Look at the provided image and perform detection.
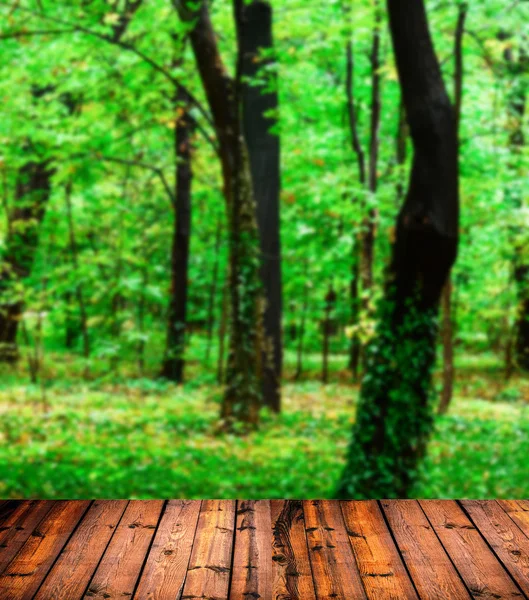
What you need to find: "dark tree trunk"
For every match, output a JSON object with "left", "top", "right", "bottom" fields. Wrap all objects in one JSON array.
[
  {"left": 161, "top": 96, "right": 194, "bottom": 383},
  {"left": 395, "top": 97, "right": 408, "bottom": 205},
  {"left": 178, "top": 0, "right": 266, "bottom": 428},
  {"left": 236, "top": 0, "right": 282, "bottom": 413},
  {"left": 0, "top": 161, "right": 52, "bottom": 362},
  {"left": 322, "top": 286, "right": 336, "bottom": 384},
  {"left": 345, "top": 39, "right": 365, "bottom": 377},
  {"left": 206, "top": 217, "right": 222, "bottom": 364},
  {"left": 338, "top": 0, "right": 459, "bottom": 499},
  {"left": 508, "top": 42, "right": 529, "bottom": 369},
  {"left": 439, "top": 2, "right": 467, "bottom": 416}
]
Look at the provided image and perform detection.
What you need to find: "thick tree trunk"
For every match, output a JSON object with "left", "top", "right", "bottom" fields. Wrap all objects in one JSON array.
[
  {"left": 338, "top": 0, "right": 459, "bottom": 499},
  {"left": 161, "top": 98, "right": 194, "bottom": 383},
  {"left": 0, "top": 161, "right": 52, "bottom": 362},
  {"left": 439, "top": 1, "right": 467, "bottom": 415},
  {"left": 237, "top": 0, "right": 282, "bottom": 413},
  {"left": 178, "top": 0, "right": 265, "bottom": 427}
]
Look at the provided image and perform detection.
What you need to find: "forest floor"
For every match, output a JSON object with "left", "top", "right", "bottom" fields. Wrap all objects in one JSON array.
[{"left": 1, "top": 349, "right": 528, "bottom": 498}]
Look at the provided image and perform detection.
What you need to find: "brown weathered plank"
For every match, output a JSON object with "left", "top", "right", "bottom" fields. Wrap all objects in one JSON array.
[
  {"left": 229, "top": 500, "right": 272, "bottom": 600},
  {"left": 340, "top": 500, "right": 418, "bottom": 599},
  {"left": 381, "top": 500, "right": 471, "bottom": 599},
  {"left": 498, "top": 500, "right": 529, "bottom": 539},
  {"left": 180, "top": 500, "right": 236, "bottom": 600},
  {"left": 0, "top": 500, "right": 54, "bottom": 576},
  {"left": 0, "top": 500, "right": 90, "bottom": 600},
  {"left": 420, "top": 500, "right": 523, "bottom": 600},
  {"left": 83, "top": 500, "right": 164, "bottom": 600},
  {"left": 0, "top": 500, "right": 24, "bottom": 527},
  {"left": 271, "top": 500, "right": 316, "bottom": 600},
  {"left": 134, "top": 500, "right": 201, "bottom": 600},
  {"left": 34, "top": 500, "right": 128, "bottom": 600},
  {"left": 303, "top": 499, "right": 367, "bottom": 600},
  {"left": 461, "top": 500, "right": 529, "bottom": 597}
]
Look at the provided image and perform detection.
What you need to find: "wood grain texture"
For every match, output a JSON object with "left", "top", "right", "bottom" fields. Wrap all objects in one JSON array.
[
  {"left": 421, "top": 500, "right": 523, "bottom": 600},
  {"left": 340, "top": 500, "right": 418, "bottom": 599},
  {"left": 134, "top": 500, "right": 201, "bottom": 600},
  {"left": 180, "top": 500, "right": 236, "bottom": 600},
  {"left": 34, "top": 500, "right": 128, "bottom": 600},
  {"left": 84, "top": 500, "right": 164, "bottom": 600},
  {"left": 271, "top": 500, "right": 316, "bottom": 600},
  {"left": 461, "top": 500, "right": 529, "bottom": 596},
  {"left": 381, "top": 500, "right": 471, "bottom": 600},
  {"left": 0, "top": 500, "right": 90, "bottom": 600},
  {"left": 498, "top": 500, "right": 529, "bottom": 539},
  {"left": 229, "top": 500, "right": 272, "bottom": 600},
  {"left": 303, "top": 499, "right": 367, "bottom": 600},
  {"left": 0, "top": 500, "right": 54, "bottom": 576}
]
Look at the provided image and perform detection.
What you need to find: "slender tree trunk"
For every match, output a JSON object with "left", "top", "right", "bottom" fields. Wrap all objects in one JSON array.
[
  {"left": 206, "top": 217, "right": 222, "bottom": 364},
  {"left": 338, "top": 0, "right": 459, "bottom": 499},
  {"left": 438, "top": 1, "right": 467, "bottom": 416},
  {"left": 161, "top": 94, "right": 194, "bottom": 383},
  {"left": 217, "top": 279, "right": 229, "bottom": 385},
  {"left": 237, "top": 0, "right": 282, "bottom": 413},
  {"left": 137, "top": 263, "right": 149, "bottom": 376},
  {"left": 179, "top": 0, "right": 266, "bottom": 428},
  {"left": 395, "top": 97, "right": 407, "bottom": 205},
  {"left": 345, "top": 37, "right": 366, "bottom": 376},
  {"left": 0, "top": 161, "right": 52, "bottom": 362},
  {"left": 65, "top": 181, "right": 90, "bottom": 370},
  {"left": 322, "top": 286, "right": 336, "bottom": 384}
]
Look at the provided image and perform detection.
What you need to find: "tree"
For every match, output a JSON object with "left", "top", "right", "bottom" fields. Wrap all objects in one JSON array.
[
  {"left": 175, "top": 0, "right": 266, "bottom": 428},
  {"left": 161, "top": 89, "right": 194, "bottom": 383},
  {"left": 236, "top": 0, "right": 282, "bottom": 413},
  {"left": 338, "top": 0, "right": 459, "bottom": 498}
]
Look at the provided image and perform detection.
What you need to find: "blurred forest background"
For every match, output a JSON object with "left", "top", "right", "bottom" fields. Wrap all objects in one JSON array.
[{"left": 0, "top": 0, "right": 528, "bottom": 499}]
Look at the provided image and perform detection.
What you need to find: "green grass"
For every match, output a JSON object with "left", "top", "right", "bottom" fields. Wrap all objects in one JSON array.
[{"left": 1, "top": 356, "right": 528, "bottom": 498}]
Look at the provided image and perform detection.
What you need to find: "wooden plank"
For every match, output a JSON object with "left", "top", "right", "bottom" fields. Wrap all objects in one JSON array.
[
  {"left": 0, "top": 500, "right": 54, "bottom": 576},
  {"left": 229, "top": 500, "right": 272, "bottom": 600},
  {"left": 461, "top": 500, "right": 529, "bottom": 597},
  {"left": 180, "top": 500, "right": 236, "bottom": 600},
  {"left": 498, "top": 500, "right": 529, "bottom": 539},
  {"left": 83, "top": 500, "right": 164, "bottom": 600},
  {"left": 421, "top": 500, "right": 523, "bottom": 600},
  {"left": 340, "top": 500, "right": 418, "bottom": 599},
  {"left": 0, "top": 500, "right": 24, "bottom": 527},
  {"left": 34, "top": 500, "right": 128, "bottom": 600},
  {"left": 381, "top": 500, "right": 471, "bottom": 599},
  {"left": 303, "top": 499, "right": 367, "bottom": 599},
  {"left": 134, "top": 500, "right": 201, "bottom": 600},
  {"left": 271, "top": 500, "right": 316, "bottom": 600},
  {"left": 0, "top": 500, "right": 90, "bottom": 600}
]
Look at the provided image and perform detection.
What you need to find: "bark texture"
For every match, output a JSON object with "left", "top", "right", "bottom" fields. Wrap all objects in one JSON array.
[
  {"left": 236, "top": 0, "right": 282, "bottom": 413},
  {"left": 338, "top": 0, "right": 459, "bottom": 498},
  {"left": 177, "top": 0, "right": 265, "bottom": 427}
]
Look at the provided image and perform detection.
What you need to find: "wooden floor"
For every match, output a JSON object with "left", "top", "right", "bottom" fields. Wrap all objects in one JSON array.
[{"left": 0, "top": 500, "right": 529, "bottom": 599}]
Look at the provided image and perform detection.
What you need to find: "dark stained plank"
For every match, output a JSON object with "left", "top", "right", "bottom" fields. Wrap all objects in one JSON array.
[
  {"left": 340, "top": 500, "right": 418, "bottom": 599},
  {"left": 498, "top": 500, "right": 529, "bottom": 539},
  {"left": 0, "top": 500, "right": 24, "bottom": 527},
  {"left": 180, "top": 500, "right": 236, "bottom": 600},
  {"left": 271, "top": 500, "right": 316, "bottom": 600},
  {"left": 420, "top": 500, "right": 523, "bottom": 600},
  {"left": 34, "top": 500, "right": 128, "bottom": 600},
  {"left": 229, "top": 500, "right": 272, "bottom": 600},
  {"left": 0, "top": 500, "right": 91, "bottom": 600},
  {"left": 461, "top": 500, "right": 529, "bottom": 597},
  {"left": 0, "top": 500, "right": 54, "bottom": 576},
  {"left": 381, "top": 500, "right": 471, "bottom": 600},
  {"left": 84, "top": 500, "right": 165, "bottom": 600},
  {"left": 134, "top": 500, "right": 201, "bottom": 600},
  {"left": 302, "top": 499, "right": 367, "bottom": 600}
]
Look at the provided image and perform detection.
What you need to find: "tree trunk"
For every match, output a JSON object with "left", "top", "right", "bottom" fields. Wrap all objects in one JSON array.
[
  {"left": 338, "top": 0, "right": 459, "bottom": 499},
  {"left": 0, "top": 161, "right": 52, "bottom": 362},
  {"left": 161, "top": 95, "right": 194, "bottom": 383},
  {"left": 237, "top": 0, "right": 282, "bottom": 413},
  {"left": 178, "top": 0, "right": 266, "bottom": 428},
  {"left": 322, "top": 286, "right": 336, "bottom": 384},
  {"left": 206, "top": 216, "right": 222, "bottom": 364},
  {"left": 438, "top": 1, "right": 467, "bottom": 416}
]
